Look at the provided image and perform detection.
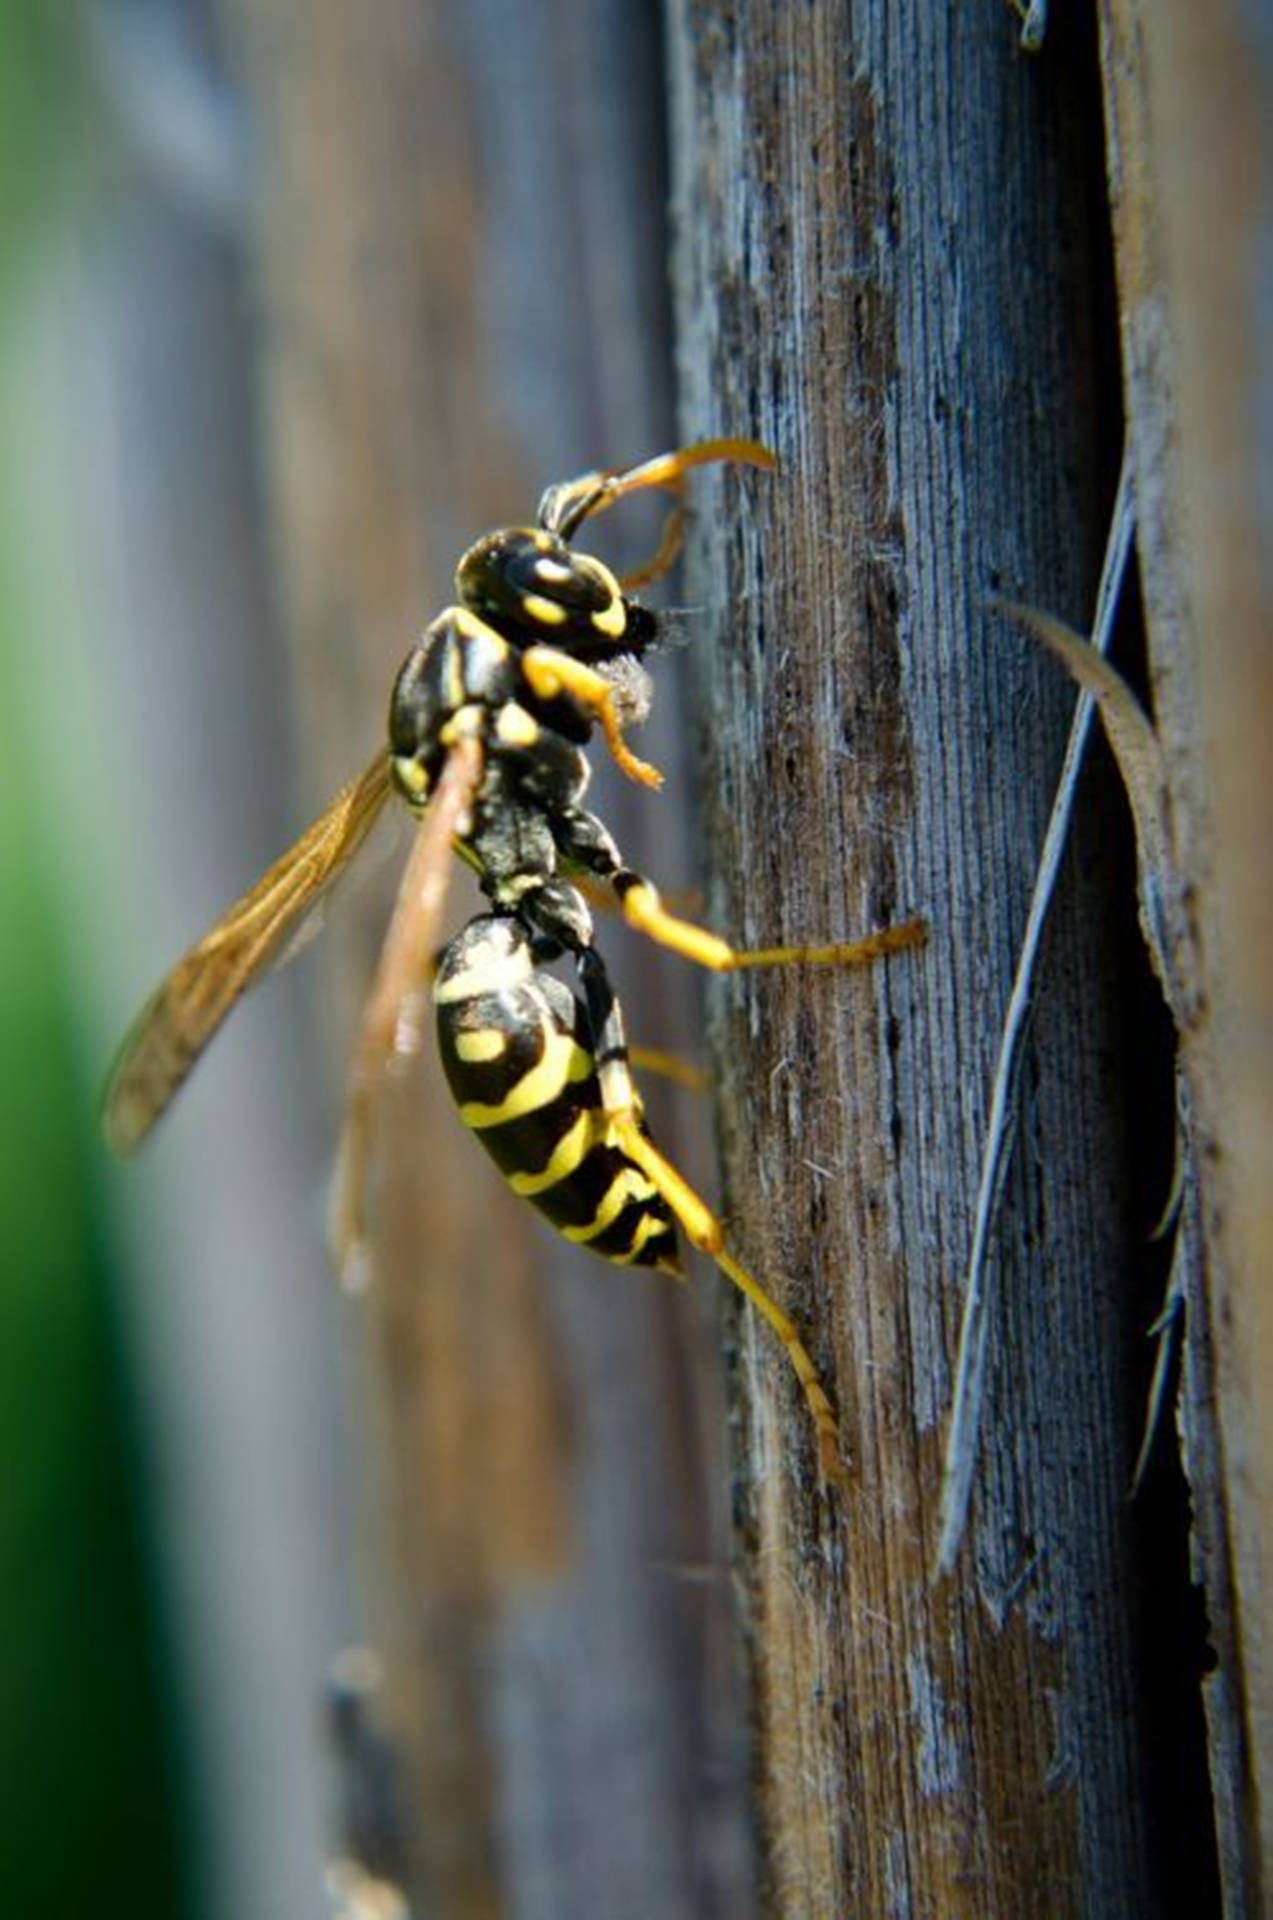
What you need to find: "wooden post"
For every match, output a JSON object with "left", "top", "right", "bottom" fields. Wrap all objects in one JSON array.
[
  {"left": 667, "top": 4, "right": 1174, "bottom": 1913},
  {"left": 215, "top": 0, "right": 1267, "bottom": 1911}
]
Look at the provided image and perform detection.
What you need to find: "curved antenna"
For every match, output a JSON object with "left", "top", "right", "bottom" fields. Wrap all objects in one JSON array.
[{"left": 538, "top": 437, "right": 776, "bottom": 545}]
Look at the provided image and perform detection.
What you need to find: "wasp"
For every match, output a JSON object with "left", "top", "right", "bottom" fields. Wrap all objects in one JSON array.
[{"left": 104, "top": 439, "right": 925, "bottom": 1481}]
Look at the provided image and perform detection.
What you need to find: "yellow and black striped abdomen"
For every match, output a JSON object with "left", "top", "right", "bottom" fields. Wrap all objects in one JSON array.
[{"left": 434, "top": 917, "right": 679, "bottom": 1272}]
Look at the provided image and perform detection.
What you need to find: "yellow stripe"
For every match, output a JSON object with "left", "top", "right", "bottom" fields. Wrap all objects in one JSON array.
[
  {"left": 562, "top": 1165, "right": 658, "bottom": 1244},
  {"left": 577, "top": 556, "right": 625, "bottom": 638},
  {"left": 445, "top": 635, "right": 465, "bottom": 710},
  {"left": 630, "top": 1209, "right": 671, "bottom": 1255},
  {"left": 434, "top": 943, "right": 533, "bottom": 1005},
  {"left": 452, "top": 606, "right": 508, "bottom": 648},
  {"left": 589, "top": 596, "right": 625, "bottom": 638},
  {"left": 438, "top": 701, "right": 484, "bottom": 748},
  {"left": 521, "top": 593, "right": 568, "bottom": 627},
  {"left": 459, "top": 1021, "right": 592, "bottom": 1128},
  {"left": 509, "top": 1109, "right": 595, "bottom": 1195},
  {"left": 454, "top": 1028, "right": 508, "bottom": 1063},
  {"left": 496, "top": 702, "right": 541, "bottom": 749},
  {"left": 392, "top": 755, "right": 429, "bottom": 801},
  {"left": 610, "top": 1208, "right": 672, "bottom": 1265}
]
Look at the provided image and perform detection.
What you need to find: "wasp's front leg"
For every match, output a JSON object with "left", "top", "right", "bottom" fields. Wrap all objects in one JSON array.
[{"left": 520, "top": 645, "right": 663, "bottom": 790}]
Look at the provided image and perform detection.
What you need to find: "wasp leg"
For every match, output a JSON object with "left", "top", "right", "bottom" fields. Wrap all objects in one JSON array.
[
  {"left": 572, "top": 872, "right": 703, "bottom": 924},
  {"left": 619, "top": 876, "right": 928, "bottom": 972},
  {"left": 619, "top": 1122, "right": 847, "bottom": 1484},
  {"left": 611, "top": 873, "right": 928, "bottom": 974},
  {"left": 627, "top": 1046, "right": 708, "bottom": 1094},
  {"left": 575, "top": 946, "right": 846, "bottom": 1484},
  {"left": 549, "top": 805, "right": 927, "bottom": 972},
  {"left": 520, "top": 645, "right": 663, "bottom": 791},
  {"left": 329, "top": 731, "right": 485, "bottom": 1288}
]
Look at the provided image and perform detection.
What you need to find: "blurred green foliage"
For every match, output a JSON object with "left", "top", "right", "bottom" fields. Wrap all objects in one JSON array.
[{"left": 0, "top": 5, "right": 188, "bottom": 1914}]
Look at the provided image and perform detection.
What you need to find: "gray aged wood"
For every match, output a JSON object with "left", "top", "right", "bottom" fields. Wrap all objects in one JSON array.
[
  {"left": 208, "top": 0, "right": 1256, "bottom": 1912},
  {"left": 668, "top": 3, "right": 1162, "bottom": 1914},
  {"left": 1101, "top": 2, "right": 1272, "bottom": 1909}
]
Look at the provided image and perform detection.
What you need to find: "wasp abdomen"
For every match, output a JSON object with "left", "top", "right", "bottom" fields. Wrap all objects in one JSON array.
[{"left": 434, "top": 917, "right": 679, "bottom": 1272}]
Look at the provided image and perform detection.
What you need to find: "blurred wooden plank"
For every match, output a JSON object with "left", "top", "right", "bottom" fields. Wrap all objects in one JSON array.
[
  {"left": 222, "top": 3, "right": 753, "bottom": 1915},
  {"left": 52, "top": 19, "right": 348, "bottom": 1904}
]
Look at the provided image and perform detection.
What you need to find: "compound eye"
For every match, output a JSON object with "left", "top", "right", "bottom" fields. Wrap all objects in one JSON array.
[{"left": 457, "top": 530, "right": 627, "bottom": 649}]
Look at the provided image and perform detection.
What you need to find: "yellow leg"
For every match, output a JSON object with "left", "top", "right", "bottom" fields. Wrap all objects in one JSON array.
[
  {"left": 521, "top": 645, "right": 663, "bottom": 789},
  {"left": 572, "top": 873, "right": 703, "bottom": 921},
  {"left": 627, "top": 1045, "right": 708, "bottom": 1094},
  {"left": 616, "top": 876, "right": 928, "bottom": 973},
  {"left": 613, "top": 1116, "right": 847, "bottom": 1485}
]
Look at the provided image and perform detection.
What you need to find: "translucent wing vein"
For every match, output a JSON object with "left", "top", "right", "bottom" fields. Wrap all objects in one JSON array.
[{"left": 103, "top": 753, "right": 393, "bottom": 1155}]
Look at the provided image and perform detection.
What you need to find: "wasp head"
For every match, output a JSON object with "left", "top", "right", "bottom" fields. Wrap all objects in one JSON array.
[{"left": 456, "top": 528, "right": 656, "bottom": 660}]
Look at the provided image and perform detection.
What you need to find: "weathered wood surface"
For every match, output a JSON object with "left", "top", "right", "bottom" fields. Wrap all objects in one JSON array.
[
  {"left": 1101, "top": 3, "right": 1273, "bottom": 1909},
  {"left": 224, "top": 2, "right": 752, "bottom": 1915},
  {"left": 668, "top": 3, "right": 1181, "bottom": 1914},
  {"left": 210, "top": 0, "right": 1263, "bottom": 1913}
]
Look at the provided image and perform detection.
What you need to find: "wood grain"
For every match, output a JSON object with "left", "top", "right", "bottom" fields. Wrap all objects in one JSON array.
[{"left": 668, "top": 3, "right": 1164, "bottom": 1913}]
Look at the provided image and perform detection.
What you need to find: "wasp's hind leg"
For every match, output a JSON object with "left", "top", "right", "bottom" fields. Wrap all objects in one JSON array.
[
  {"left": 573, "top": 944, "right": 847, "bottom": 1484},
  {"left": 626, "top": 1046, "right": 708, "bottom": 1094},
  {"left": 619, "top": 1123, "right": 847, "bottom": 1484}
]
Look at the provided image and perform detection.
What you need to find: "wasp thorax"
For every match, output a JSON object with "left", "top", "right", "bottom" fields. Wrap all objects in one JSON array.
[
  {"left": 456, "top": 527, "right": 635, "bottom": 653},
  {"left": 386, "top": 643, "right": 441, "bottom": 803},
  {"left": 387, "top": 607, "right": 520, "bottom": 808}
]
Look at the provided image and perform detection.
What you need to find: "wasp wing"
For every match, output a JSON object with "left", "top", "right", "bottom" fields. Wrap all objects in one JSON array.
[
  {"left": 103, "top": 752, "right": 394, "bottom": 1156},
  {"left": 330, "top": 732, "right": 485, "bottom": 1286}
]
